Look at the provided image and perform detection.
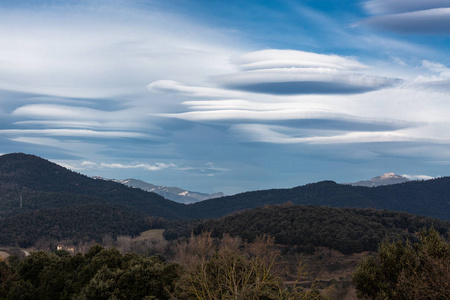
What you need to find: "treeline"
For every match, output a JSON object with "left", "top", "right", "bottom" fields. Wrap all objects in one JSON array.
[
  {"left": 0, "top": 153, "right": 186, "bottom": 219},
  {"left": 0, "top": 237, "right": 328, "bottom": 300},
  {"left": 0, "top": 246, "right": 179, "bottom": 300},
  {"left": 0, "top": 204, "right": 156, "bottom": 248},
  {"left": 1, "top": 230, "right": 447, "bottom": 299},
  {"left": 189, "top": 179, "right": 450, "bottom": 220},
  {"left": 165, "top": 204, "right": 450, "bottom": 254}
]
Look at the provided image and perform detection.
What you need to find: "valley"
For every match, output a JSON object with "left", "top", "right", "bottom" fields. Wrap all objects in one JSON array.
[{"left": 0, "top": 153, "right": 449, "bottom": 299}]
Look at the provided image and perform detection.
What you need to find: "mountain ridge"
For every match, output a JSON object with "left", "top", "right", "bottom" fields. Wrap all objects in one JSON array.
[
  {"left": 350, "top": 172, "right": 410, "bottom": 187},
  {"left": 1, "top": 153, "right": 449, "bottom": 221},
  {"left": 0, "top": 153, "right": 187, "bottom": 219},
  {"left": 1, "top": 152, "right": 450, "bottom": 248},
  {"left": 98, "top": 177, "right": 224, "bottom": 204}
]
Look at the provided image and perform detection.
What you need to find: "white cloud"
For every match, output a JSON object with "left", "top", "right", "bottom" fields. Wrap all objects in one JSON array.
[
  {"left": 65, "top": 160, "right": 176, "bottom": 171},
  {"left": 421, "top": 60, "right": 450, "bottom": 78},
  {"left": 0, "top": 3, "right": 239, "bottom": 99},
  {"left": 214, "top": 50, "right": 400, "bottom": 95},
  {"left": 1, "top": 129, "right": 145, "bottom": 138},
  {"left": 402, "top": 174, "right": 435, "bottom": 180},
  {"left": 231, "top": 49, "right": 368, "bottom": 71},
  {"left": 54, "top": 162, "right": 85, "bottom": 171},
  {"left": 147, "top": 80, "right": 242, "bottom": 98},
  {"left": 11, "top": 104, "right": 154, "bottom": 131},
  {"left": 100, "top": 162, "right": 175, "bottom": 171},
  {"left": 13, "top": 104, "right": 112, "bottom": 120},
  {"left": 407, "top": 60, "right": 450, "bottom": 92},
  {"left": 81, "top": 161, "right": 98, "bottom": 168},
  {"left": 176, "top": 163, "right": 228, "bottom": 176},
  {"left": 229, "top": 123, "right": 450, "bottom": 145}
]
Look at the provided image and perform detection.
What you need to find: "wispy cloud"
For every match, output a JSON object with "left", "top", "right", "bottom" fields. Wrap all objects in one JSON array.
[
  {"left": 1, "top": 129, "right": 145, "bottom": 138},
  {"left": 0, "top": 2, "right": 239, "bottom": 99},
  {"left": 364, "top": 0, "right": 450, "bottom": 14},
  {"left": 69, "top": 160, "right": 176, "bottom": 171},
  {"left": 57, "top": 159, "right": 224, "bottom": 176},
  {"left": 229, "top": 123, "right": 450, "bottom": 145},
  {"left": 360, "top": 1, "right": 450, "bottom": 34},
  {"left": 402, "top": 174, "right": 435, "bottom": 180},
  {"left": 147, "top": 80, "right": 242, "bottom": 98}
]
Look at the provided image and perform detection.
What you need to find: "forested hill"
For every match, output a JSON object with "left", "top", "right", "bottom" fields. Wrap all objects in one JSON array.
[
  {"left": 0, "top": 153, "right": 187, "bottom": 219},
  {"left": 1, "top": 153, "right": 449, "bottom": 221},
  {"left": 166, "top": 205, "right": 450, "bottom": 254},
  {"left": 189, "top": 179, "right": 450, "bottom": 220}
]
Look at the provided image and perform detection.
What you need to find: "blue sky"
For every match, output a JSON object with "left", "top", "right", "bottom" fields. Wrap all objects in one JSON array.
[{"left": 1, "top": 0, "right": 450, "bottom": 194}]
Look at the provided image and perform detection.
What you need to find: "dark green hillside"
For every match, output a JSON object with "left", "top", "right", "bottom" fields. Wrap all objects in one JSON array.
[
  {"left": 355, "top": 178, "right": 450, "bottom": 220},
  {"left": 188, "top": 181, "right": 376, "bottom": 219},
  {"left": 0, "top": 153, "right": 187, "bottom": 219},
  {"left": 1, "top": 153, "right": 449, "bottom": 224},
  {"left": 0, "top": 204, "right": 153, "bottom": 247},
  {"left": 190, "top": 179, "right": 450, "bottom": 220},
  {"left": 170, "top": 205, "right": 450, "bottom": 254},
  {"left": 0, "top": 190, "right": 106, "bottom": 218}
]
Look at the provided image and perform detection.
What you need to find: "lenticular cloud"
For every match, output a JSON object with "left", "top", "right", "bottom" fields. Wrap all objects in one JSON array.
[
  {"left": 361, "top": 0, "right": 450, "bottom": 34},
  {"left": 214, "top": 50, "right": 400, "bottom": 95}
]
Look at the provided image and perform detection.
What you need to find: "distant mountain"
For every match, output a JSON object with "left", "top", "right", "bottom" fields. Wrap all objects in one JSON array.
[
  {"left": 1, "top": 153, "right": 449, "bottom": 223},
  {"left": 350, "top": 173, "right": 410, "bottom": 187},
  {"left": 0, "top": 153, "right": 187, "bottom": 219},
  {"left": 3, "top": 153, "right": 449, "bottom": 248},
  {"left": 111, "top": 178, "right": 224, "bottom": 204},
  {"left": 190, "top": 179, "right": 450, "bottom": 221}
]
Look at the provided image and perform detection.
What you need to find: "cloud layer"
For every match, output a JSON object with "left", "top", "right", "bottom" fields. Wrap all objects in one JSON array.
[
  {"left": 214, "top": 50, "right": 400, "bottom": 95},
  {"left": 361, "top": 0, "right": 450, "bottom": 34},
  {"left": 1, "top": 1, "right": 449, "bottom": 193}
]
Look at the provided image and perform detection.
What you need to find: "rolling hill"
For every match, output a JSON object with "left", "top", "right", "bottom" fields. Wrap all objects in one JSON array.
[
  {"left": 190, "top": 178, "right": 450, "bottom": 221},
  {"left": 1, "top": 153, "right": 449, "bottom": 221},
  {"left": 0, "top": 153, "right": 187, "bottom": 219},
  {"left": 0, "top": 153, "right": 449, "bottom": 248},
  {"left": 165, "top": 204, "right": 450, "bottom": 254}
]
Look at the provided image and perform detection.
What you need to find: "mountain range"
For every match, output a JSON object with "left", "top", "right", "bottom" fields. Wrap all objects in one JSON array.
[
  {"left": 94, "top": 177, "right": 224, "bottom": 204},
  {"left": 1, "top": 153, "right": 449, "bottom": 220},
  {"left": 0, "top": 153, "right": 449, "bottom": 247},
  {"left": 350, "top": 172, "right": 410, "bottom": 187}
]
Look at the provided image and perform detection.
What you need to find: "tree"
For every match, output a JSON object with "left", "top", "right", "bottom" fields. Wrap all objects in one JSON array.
[
  {"left": 175, "top": 232, "right": 328, "bottom": 299},
  {"left": 352, "top": 228, "right": 450, "bottom": 299}
]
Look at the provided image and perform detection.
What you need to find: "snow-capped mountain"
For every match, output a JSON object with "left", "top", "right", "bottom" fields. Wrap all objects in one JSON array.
[
  {"left": 350, "top": 173, "right": 410, "bottom": 187},
  {"left": 93, "top": 177, "right": 224, "bottom": 204}
]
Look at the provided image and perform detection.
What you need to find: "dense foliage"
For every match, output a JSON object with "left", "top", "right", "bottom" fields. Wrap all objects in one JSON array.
[
  {"left": 0, "top": 153, "right": 186, "bottom": 219},
  {"left": 0, "top": 246, "right": 179, "bottom": 300},
  {"left": 166, "top": 205, "right": 450, "bottom": 254},
  {"left": 190, "top": 179, "right": 450, "bottom": 220},
  {"left": 352, "top": 228, "right": 450, "bottom": 299},
  {"left": 0, "top": 241, "right": 329, "bottom": 300},
  {"left": 0, "top": 190, "right": 106, "bottom": 218},
  {"left": 0, "top": 204, "right": 154, "bottom": 248}
]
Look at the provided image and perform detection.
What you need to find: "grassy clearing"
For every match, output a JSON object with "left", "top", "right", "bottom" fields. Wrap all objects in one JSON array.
[{"left": 134, "top": 229, "right": 165, "bottom": 241}]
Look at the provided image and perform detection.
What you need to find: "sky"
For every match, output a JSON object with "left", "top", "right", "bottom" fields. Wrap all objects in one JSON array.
[{"left": 1, "top": 0, "right": 450, "bottom": 195}]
